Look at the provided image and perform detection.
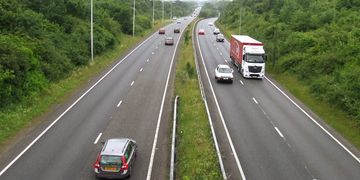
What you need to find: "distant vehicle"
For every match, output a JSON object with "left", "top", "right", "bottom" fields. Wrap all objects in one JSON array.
[
  {"left": 215, "top": 64, "right": 234, "bottom": 83},
  {"left": 177, "top": 20, "right": 181, "bottom": 24},
  {"left": 208, "top": 22, "right": 214, "bottom": 26},
  {"left": 216, "top": 34, "right": 224, "bottom": 42},
  {"left": 230, "top": 35, "right": 266, "bottom": 79},
  {"left": 174, "top": 27, "right": 180, "bottom": 33},
  {"left": 172, "top": 16, "right": 177, "bottom": 20},
  {"left": 184, "top": 17, "right": 188, "bottom": 20},
  {"left": 159, "top": 28, "right": 165, "bottom": 34},
  {"left": 198, "top": 29, "right": 205, "bottom": 35},
  {"left": 94, "top": 138, "right": 137, "bottom": 179},
  {"left": 165, "top": 36, "right": 174, "bottom": 45},
  {"left": 213, "top": 28, "right": 220, "bottom": 35}
]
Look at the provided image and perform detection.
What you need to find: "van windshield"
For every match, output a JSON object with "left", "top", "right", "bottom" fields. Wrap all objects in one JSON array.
[
  {"left": 100, "top": 155, "right": 122, "bottom": 166},
  {"left": 246, "top": 54, "right": 264, "bottom": 63}
]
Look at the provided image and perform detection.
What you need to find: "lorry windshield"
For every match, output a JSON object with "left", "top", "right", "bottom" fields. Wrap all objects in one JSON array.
[{"left": 246, "top": 54, "right": 264, "bottom": 63}]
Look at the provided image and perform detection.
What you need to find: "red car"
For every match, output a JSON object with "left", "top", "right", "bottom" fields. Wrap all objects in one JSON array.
[
  {"left": 159, "top": 28, "right": 165, "bottom": 34},
  {"left": 198, "top": 29, "right": 205, "bottom": 35}
]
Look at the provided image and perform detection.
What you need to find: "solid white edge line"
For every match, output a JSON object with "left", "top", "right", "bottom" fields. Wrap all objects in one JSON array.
[
  {"left": 252, "top": 97, "right": 258, "bottom": 104},
  {"left": 117, "top": 100, "right": 123, "bottom": 108},
  {"left": 169, "top": 96, "right": 179, "bottom": 180},
  {"left": 274, "top": 127, "right": 284, "bottom": 138},
  {"left": 94, "top": 133, "right": 103, "bottom": 144},
  {"left": 193, "top": 20, "right": 227, "bottom": 180},
  {"left": 131, "top": 81, "right": 135, "bottom": 86},
  {"left": 0, "top": 29, "right": 158, "bottom": 177},
  {"left": 146, "top": 21, "right": 187, "bottom": 180},
  {"left": 197, "top": 20, "right": 247, "bottom": 180},
  {"left": 265, "top": 76, "right": 360, "bottom": 164}
]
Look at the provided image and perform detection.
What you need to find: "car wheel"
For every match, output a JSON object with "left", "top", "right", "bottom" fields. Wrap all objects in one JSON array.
[{"left": 128, "top": 165, "right": 132, "bottom": 178}]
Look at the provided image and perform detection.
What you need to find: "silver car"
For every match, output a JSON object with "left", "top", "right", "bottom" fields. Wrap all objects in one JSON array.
[
  {"left": 165, "top": 36, "right": 174, "bottom": 45},
  {"left": 215, "top": 64, "right": 234, "bottom": 83},
  {"left": 94, "top": 138, "right": 137, "bottom": 179},
  {"left": 213, "top": 28, "right": 220, "bottom": 35}
]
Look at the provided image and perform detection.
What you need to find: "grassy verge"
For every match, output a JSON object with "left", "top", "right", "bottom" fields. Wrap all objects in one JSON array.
[
  {"left": 0, "top": 21, "right": 169, "bottom": 150},
  {"left": 175, "top": 21, "right": 222, "bottom": 179},
  {"left": 216, "top": 22, "right": 360, "bottom": 150}
]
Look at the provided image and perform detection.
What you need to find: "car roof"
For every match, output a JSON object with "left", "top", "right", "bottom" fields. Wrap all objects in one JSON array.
[
  {"left": 101, "top": 138, "right": 129, "bottom": 156},
  {"left": 199, "top": 29, "right": 204, "bottom": 31},
  {"left": 166, "top": 36, "right": 173, "bottom": 39},
  {"left": 218, "top": 64, "right": 231, "bottom": 69}
]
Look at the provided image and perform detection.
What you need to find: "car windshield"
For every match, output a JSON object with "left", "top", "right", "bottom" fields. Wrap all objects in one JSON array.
[
  {"left": 100, "top": 155, "right": 122, "bottom": 166},
  {"left": 246, "top": 54, "right": 264, "bottom": 63},
  {"left": 218, "top": 68, "right": 232, "bottom": 73},
  {"left": 166, "top": 37, "right": 173, "bottom": 40}
]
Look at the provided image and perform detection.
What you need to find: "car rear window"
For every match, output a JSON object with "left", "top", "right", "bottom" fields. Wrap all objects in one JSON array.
[
  {"left": 219, "top": 68, "right": 232, "bottom": 73},
  {"left": 100, "top": 155, "right": 122, "bottom": 166}
]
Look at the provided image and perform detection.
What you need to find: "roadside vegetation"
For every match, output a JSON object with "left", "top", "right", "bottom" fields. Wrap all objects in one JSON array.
[
  {"left": 216, "top": 0, "right": 360, "bottom": 149},
  {"left": 0, "top": 0, "right": 194, "bottom": 149},
  {"left": 174, "top": 21, "right": 222, "bottom": 179}
]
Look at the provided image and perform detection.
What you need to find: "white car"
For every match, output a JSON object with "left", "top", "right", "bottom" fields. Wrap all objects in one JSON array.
[
  {"left": 216, "top": 34, "right": 224, "bottom": 42},
  {"left": 208, "top": 22, "right": 214, "bottom": 26},
  {"left": 213, "top": 28, "right": 220, "bottom": 35},
  {"left": 215, "top": 64, "right": 234, "bottom": 83}
]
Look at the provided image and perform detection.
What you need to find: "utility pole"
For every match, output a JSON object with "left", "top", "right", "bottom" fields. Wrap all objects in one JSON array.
[
  {"left": 90, "top": 0, "right": 94, "bottom": 63},
  {"left": 162, "top": 0, "right": 164, "bottom": 22},
  {"left": 239, "top": 0, "right": 242, "bottom": 35},
  {"left": 152, "top": 0, "right": 155, "bottom": 26},
  {"left": 133, "top": 0, "right": 136, "bottom": 38}
]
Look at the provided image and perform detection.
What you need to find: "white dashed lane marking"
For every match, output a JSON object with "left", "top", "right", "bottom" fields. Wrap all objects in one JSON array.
[
  {"left": 117, "top": 100, "right": 123, "bottom": 107},
  {"left": 94, "top": 133, "right": 102, "bottom": 144}
]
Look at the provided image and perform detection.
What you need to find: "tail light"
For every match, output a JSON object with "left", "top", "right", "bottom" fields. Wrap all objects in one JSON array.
[
  {"left": 120, "top": 156, "right": 128, "bottom": 171},
  {"left": 94, "top": 154, "right": 101, "bottom": 169}
]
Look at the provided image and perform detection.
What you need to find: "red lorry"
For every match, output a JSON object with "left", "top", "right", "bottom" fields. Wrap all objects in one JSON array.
[{"left": 230, "top": 35, "right": 266, "bottom": 79}]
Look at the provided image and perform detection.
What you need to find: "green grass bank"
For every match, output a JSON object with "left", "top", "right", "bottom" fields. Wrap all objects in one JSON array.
[
  {"left": 174, "top": 21, "right": 222, "bottom": 179},
  {"left": 0, "top": 21, "right": 168, "bottom": 151}
]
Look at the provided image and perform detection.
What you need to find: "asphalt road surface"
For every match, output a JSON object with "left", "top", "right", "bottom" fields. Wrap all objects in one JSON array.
[
  {"left": 0, "top": 17, "right": 193, "bottom": 180},
  {"left": 194, "top": 18, "right": 360, "bottom": 180}
]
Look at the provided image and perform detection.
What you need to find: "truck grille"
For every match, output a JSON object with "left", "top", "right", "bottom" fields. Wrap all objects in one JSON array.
[{"left": 248, "top": 66, "right": 262, "bottom": 73}]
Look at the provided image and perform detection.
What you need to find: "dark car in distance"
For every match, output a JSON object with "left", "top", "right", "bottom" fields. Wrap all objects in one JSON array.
[
  {"left": 174, "top": 27, "right": 180, "bottom": 33},
  {"left": 159, "top": 28, "right": 165, "bottom": 34}
]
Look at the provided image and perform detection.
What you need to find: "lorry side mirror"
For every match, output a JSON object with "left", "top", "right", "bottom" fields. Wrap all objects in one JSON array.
[{"left": 265, "top": 55, "right": 268, "bottom": 61}]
